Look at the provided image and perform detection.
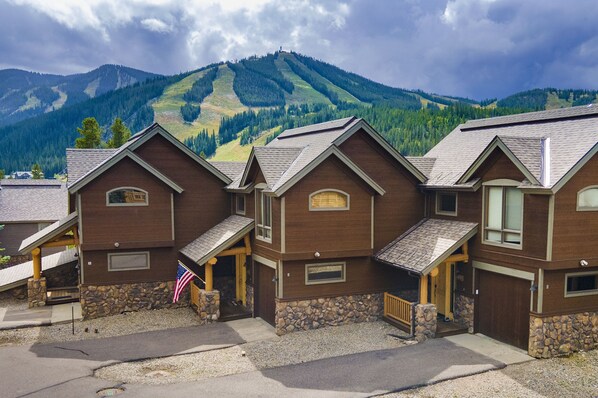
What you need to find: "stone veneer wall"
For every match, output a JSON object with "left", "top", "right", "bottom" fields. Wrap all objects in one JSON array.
[
  {"left": 80, "top": 281, "right": 189, "bottom": 319},
  {"left": 214, "top": 276, "right": 235, "bottom": 302},
  {"left": 195, "top": 289, "right": 220, "bottom": 324},
  {"left": 246, "top": 284, "right": 254, "bottom": 312},
  {"left": 529, "top": 311, "right": 598, "bottom": 358},
  {"left": 27, "top": 277, "right": 47, "bottom": 308},
  {"left": 414, "top": 303, "right": 437, "bottom": 342},
  {"left": 45, "top": 262, "right": 78, "bottom": 288},
  {"left": 453, "top": 294, "right": 474, "bottom": 333},
  {"left": 275, "top": 293, "right": 383, "bottom": 335},
  {"left": 0, "top": 286, "right": 27, "bottom": 300}
]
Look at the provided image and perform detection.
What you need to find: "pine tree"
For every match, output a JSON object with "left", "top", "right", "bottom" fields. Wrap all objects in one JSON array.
[
  {"left": 0, "top": 169, "right": 4, "bottom": 179},
  {"left": 75, "top": 117, "right": 102, "bottom": 148},
  {"left": 31, "top": 163, "right": 43, "bottom": 179},
  {"left": 108, "top": 117, "right": 131, "bottom": 148}
]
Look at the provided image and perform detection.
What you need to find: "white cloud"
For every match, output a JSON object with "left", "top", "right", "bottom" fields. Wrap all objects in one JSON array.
[{"left": 140, "top": 18, "right": 173, "bottom": 33}]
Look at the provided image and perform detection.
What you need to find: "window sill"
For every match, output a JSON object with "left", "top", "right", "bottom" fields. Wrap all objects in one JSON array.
[{"left": 481, "top": 240, "right": 523, "bottom": 251}]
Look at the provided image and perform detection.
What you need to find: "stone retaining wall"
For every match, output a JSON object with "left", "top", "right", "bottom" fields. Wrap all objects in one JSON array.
[
  {"left": 528, "top": 311, "right": 598, "bottom": 358},
  {"left": 274, "top": 293, "right": 383, "bottom": 335},
  {"left": 454, "top": 294, "right": 474, "bottom": 333},
  {"left": 27, "top": 277, "right": 46, "bottom": 308},
  {"left": 80, "top": 281, "right": 189, "bottom": 319},
  {"left": 414, "top": 303, "right": 437, "bottom": 342}
]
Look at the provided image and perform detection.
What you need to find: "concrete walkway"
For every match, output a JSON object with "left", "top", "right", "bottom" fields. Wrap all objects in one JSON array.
[
  {"left": 445, "top": 333, "right": 534, "bottom": 365},
  {"left": 0, "top": 302, "right": 82, "bottom": 330}
]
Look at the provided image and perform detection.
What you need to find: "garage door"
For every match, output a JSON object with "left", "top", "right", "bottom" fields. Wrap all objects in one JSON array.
[
  {"left": 475, "top": 269, "right": 531, "bottom": 350},
  {"left": 255, "top": 262, "right": 276, "bottom": 326}
]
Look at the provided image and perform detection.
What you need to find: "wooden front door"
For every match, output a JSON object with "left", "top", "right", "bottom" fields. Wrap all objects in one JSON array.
[
  {"left": 431, "top": 263, "right": 454, "bottom": 319},
  {"left": 255, "top": 262, "right": 276, "bottom": 326},
  {"left": 475, "top": 269, "right": 530, "bottom": 350}
]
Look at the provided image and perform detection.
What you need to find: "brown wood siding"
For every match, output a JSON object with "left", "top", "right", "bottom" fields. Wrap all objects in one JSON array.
[
  {"left": 552, "top": 153, "right": 598, "bottom": 261},
  {"left": 281, "top": 257, "right": 417, "bottom": 300},
  {"left": 283, "top": 156, "right": 373, "bottom": 256},
  {"left": 339, "top": 130, "right": 424, "bottom": 252},
  {"left": 79, "top": 157, "right": 173, "bottom": 248},
  {"left": 541, "top": 269, "right": 598, "bottom": 314}
]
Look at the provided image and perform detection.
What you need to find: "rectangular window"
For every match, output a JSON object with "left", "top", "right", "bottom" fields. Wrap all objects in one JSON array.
[
  {"left": 108, "top": 252, "right": 150, "bottom": 271},
  {"left": 256, "top": 190, "right": 272, "bottom": 242},
  {"left": 305, "top": 262, "right": 346, "bottom": 285},
  {"left": 484, "top": 186, "right": 523, "bottom": 247},
  {"left": 236, "top": 195, "right": 246, "bottom": 215},
  {"left": 565, "top": 272, "right": 598, "bottom": 297},
  {"left": 435, "top": 192, "right": 457, "bottom": 216}
]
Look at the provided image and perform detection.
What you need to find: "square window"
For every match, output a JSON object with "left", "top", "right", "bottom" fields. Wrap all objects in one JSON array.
[
  {"left": 236, "top": 195, "right": 246, "bottom": 215},
  {"left": 436, "top": 192, "right": 457, "bottom": 216}
]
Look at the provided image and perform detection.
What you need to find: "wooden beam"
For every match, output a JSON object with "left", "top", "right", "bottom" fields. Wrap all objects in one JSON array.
[
  {"left": 32, "top": 247, "right": 41, "bottom": 280},
  {"left": 244, "top": 234, "right": 252, "bottom": 255},
  {"left": 445, "top": 262, "right": 453, "bottom": 320},
  {"left": 444, "top": 253, "right": 469, "bottom": 263},
  {"left": 217, "top": 247, "right": 248, "bottom": 257},
  {"left": 205, "top": 257, "right": 217, "bottom": 291},
  {"left": 420, "top": 274, "right": 428, "bottom": 304},
  {"left": 41, "top": 238, "right": 76, "bottom": 248},
  {"left": 73, "top": 227, "right": 80, "bottom": 246},
  {"left": 462, "top": 241, "right": 468, "bottom": 256}
]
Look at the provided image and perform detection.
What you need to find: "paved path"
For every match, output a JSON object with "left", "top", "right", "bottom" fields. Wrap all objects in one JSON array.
[
  {"left": 1, "top": 323, "right": 506, "bottom": 398},
  {"left": 0, "top": 303, "right": 82, "bottom": 330}
]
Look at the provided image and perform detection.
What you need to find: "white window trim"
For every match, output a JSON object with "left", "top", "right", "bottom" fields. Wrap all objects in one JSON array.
[
  {"left": 481, "top": 179, "right": 524, "bottom": 250},
  {"left": 107, "top": 251, "right": 150, "bottom": 272},
  {"left": 236, "top": 194, "right": 246, "bottom": 215},
  {"left": 106, "top": 187, "right": 149, "bottom": 207},
  {"left": 435, "top": 191, "right": 458, "bottom": 216},
  {"left": 308, "top": 189, "right": 350, "bottom": 211},
  {"left": 564, "top": 270, "right": 598, "bottom": 298},
  {"left": 576, "top": 185, "right": 598, "bottom": 212},
  {"left": 305, "top": 261, "right": 346, "bottom": 285},
  {"left": 255, "top": 187, "right": 272, "bottom": 243}
]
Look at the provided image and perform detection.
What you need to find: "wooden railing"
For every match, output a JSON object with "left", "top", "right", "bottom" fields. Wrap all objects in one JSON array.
[
  {"left": 384, "top": 292, "right": 414, "bottom": 329},
  {"left": 190, "top": 281, "right": 200, "bottom": 309}
]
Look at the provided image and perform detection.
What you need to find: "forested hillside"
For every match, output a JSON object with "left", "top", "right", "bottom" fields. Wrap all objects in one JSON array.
[{"left": 1, "top": 51, "right": 596, "bottom": 176}]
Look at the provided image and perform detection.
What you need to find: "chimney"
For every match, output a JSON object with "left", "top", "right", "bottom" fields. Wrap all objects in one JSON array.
[{"left": 541, "top": 137, "right": 551, "bottom": 186}]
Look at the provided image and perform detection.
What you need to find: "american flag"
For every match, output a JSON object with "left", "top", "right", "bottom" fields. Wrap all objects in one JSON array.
[{"left": 173, "top": 261, "right": 195, "bottom": 303}]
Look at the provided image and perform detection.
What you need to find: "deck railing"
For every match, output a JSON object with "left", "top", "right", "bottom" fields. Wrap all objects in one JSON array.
[
  {"left": 190, "top": 281, "right": 200, "bottom": 309},
  {"left": 384, "top": 292, "right": 414, "bottom": 331}
]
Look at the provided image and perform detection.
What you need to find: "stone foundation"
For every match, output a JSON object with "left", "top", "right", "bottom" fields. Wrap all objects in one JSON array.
[
  {"left": 528, "top": 311, "right": 598, "bottom": 358},
  {"left": 0, "top": 285, "right": 27, "bottom": 300},
  {"left": 246, "top": 284, "right": 254, "bottom": 312},
  {"left": 275, "top": 293, "right": 383, "bottom": 335},
  {"left": 80, "top": 281, "right": 189, "bottom": 319},
  {"left": 214, "top": 276, "right": 235, "bottom": 302},
  {"left": 27, "top": 277, "right": 47, "bottom": 308},
  {"left": 414, "top": 303, "right": 437, "bottom": 342},
  {"left": 46, "top": 262, "right": 78, "bottom": 288},
  {"left": 454, "top": 294, "right": 474, "bottom": 333},
  {"left": 196, "top": 289, "right": 220, "bottom": 324}
]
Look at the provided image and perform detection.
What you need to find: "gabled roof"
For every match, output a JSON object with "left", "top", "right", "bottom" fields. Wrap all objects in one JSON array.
[
  {"left": 209, "top": 161, "right": 246, "bottom": 180},
  {"left": 0, "top": 180, "right": 67, "bottom": 222},
  {"left": 19, "top": 212, "right": 78, "bottom": 254},
  {"left": 67, "top": 123, "right": 231, "bottom": 192},
  {"left": 422, "top": 105, "right": 598, "bottom": 191},
  {"left": 375, "top": 218, "right": 478, "bottom": 276},
  {"left": 67, "top": 148, "right": 117, "bottom": 184},
  {"left": 180, "top": 215, "right": 254, "bottom": 266},
  {"left": 231, "top": 117, "right": 424, "bottom": 196}
]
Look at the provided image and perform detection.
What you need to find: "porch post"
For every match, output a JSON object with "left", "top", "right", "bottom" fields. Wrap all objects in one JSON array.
[
  {"left": 32, "top": 247, "right": 42, "bottom": 280},
  {"left": 206, "top": 257, "right": 217, "bottom": 291},
  {"left": 420, "top": 274, "right": 428, "bottom": 304}
]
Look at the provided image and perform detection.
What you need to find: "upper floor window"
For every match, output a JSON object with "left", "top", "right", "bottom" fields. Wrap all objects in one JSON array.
[
  {"left": 577, "top": 186, "right": 598, "bottom": 211},
  {"left": 484, "top": 181, "right": 523, "bottom": 247},
  {"left": 107, "top": 187, "right": 148, "bottom": 206},
  {"left": 236, "top": 194, "right": 246, "bottom": 215},
  {"left": 436, "top": 192, "right": 457, "bottom": 216},
  {"left": 256, "top": 189, "right": 272, "bottom": 242},
  {"left": 309, "top": 189, "right": 349, "bottom": 211}
]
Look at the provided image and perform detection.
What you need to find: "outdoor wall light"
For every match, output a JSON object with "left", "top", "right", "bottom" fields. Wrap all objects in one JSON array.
[
  {"left": 114, "top": 242, "right": 120, "bottom": 248},
  {"left": 580, "top": 259, "right": 589, "bottom": 267},
  {"left": 314, "top": 251, "right": 320, "bottom": 258}
]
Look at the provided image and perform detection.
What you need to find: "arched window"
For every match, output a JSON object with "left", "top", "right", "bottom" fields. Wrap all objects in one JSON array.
[
  {"left": 106, "top": 187, "right": 148, "bottom": 206},
  {"left": 577, "top": 186, "right": 598, "bottom": 211},
  {"left": 309, "top": 189, "right": 350, "bottom": 211}
]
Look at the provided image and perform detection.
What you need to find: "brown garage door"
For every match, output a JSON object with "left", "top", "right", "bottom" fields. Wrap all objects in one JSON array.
[
  {"left": 475, "top": 269, "right": 530, "bottom": 350},
  {"left": 255, "top": 262, "right": 276, "bottom": 326}
]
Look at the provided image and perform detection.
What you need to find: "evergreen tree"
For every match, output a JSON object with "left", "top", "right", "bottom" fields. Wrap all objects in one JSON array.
[
  {"left": 31, "top": 163, "right": 43, "bottom": 179},
  {"left": 108, "top": 117, "right": 131, "bottom": 148},
  {"left": 75, "top": 117, "right": 102, "bottom": 148},
  {"left": 0, "top": 169, "right": 4, "bottom": 179}
]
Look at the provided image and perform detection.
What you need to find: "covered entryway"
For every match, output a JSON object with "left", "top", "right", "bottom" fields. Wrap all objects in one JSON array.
[
  {"left": 475, "top": 267, "right": 532, "bottom": 350},
  {"left": 255, "top": 261, "right": 276, "bottom": 326}
]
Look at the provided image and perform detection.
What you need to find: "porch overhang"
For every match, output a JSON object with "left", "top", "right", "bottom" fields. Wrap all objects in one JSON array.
[
  {"left": 375, "top": 218, "right": 478, "bottom": 276},
  {"left": 19, "top": 212, "right": 79, "bottom": 255}
]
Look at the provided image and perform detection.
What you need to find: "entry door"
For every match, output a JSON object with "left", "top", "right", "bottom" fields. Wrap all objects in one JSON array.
[
  {"left": 432, "top": 263, "right": 454, "bottom": 319},
  {"left": 255, "top": 262, "right": 276, "bottom": 326}
]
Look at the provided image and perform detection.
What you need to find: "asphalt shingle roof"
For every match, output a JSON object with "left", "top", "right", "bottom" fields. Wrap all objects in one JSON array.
[
  {"left": 209, "top": 162, "right": 246, "bottom": 180},
  {"left": 180, "top": 215, "right": 254, "bottom": 265},
  {"left": 66, "top": 148, "right": 117, "bottom": 185},
  {"left": 0, "top": 181, "right": 67, "bottom": 222},
  {"left": 375, "top": 218, "right": 478, "bottom": 275}
]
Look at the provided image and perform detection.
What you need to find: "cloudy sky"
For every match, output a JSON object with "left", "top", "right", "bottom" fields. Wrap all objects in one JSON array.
[{"left": 1, "top": 0, "right": 598, "bottom": 100}]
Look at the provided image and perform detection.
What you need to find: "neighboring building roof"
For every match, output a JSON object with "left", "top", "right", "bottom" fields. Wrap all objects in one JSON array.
[
  {"left": 0, "top": 248, "right": 77, "bottom": 292},
  {"left": 375, "top": 218, "right": 478, "bottom": 276},
  {"left": 422, "top": 105, "right": 598, "bottom": 191},
  {"left": 406, "top": 157, "right": 436, "bottom": 178},
  {"left": 66, "top": 123, "right": 231, "bottom": 191},
  {"left": 231, "top": 116, "right": 424, "bottom": 195},
  {"left": 209, "top": 161, "right": 246, "bottom": 180},
  {"left": 19, "top": 212, "right": 78, "bottom": 254},
  {"left": 180, "top": 215, "right": 254, "bottom": 266},
  {"left": 0, "top": 181, "right": 67, "bottom": 222},
  {"left": 67, "top": 148, "right": 116, "bottom": 184}
]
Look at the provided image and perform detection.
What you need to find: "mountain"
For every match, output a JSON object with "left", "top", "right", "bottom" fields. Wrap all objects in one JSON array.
[
  {"left": 1, "top": 52, "right": 596, "bottom": 177},
  {"left": 0, "top": 65, "right": 160, "bottom": 126}
]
